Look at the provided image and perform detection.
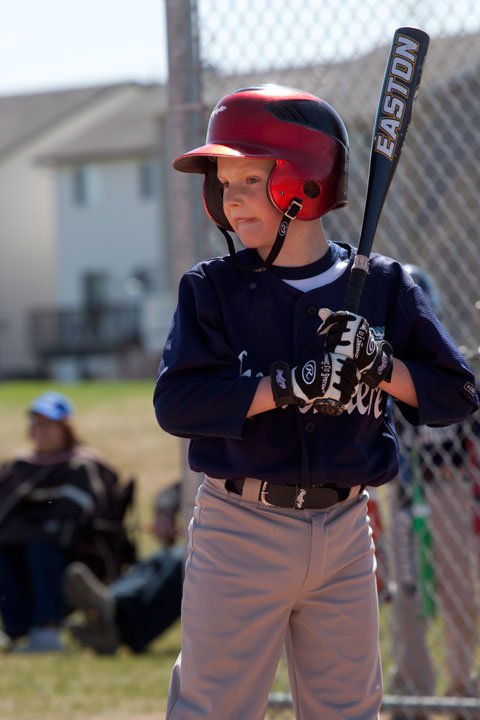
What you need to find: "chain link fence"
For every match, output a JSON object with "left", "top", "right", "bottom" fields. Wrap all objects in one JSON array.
[{"left": 167, "top": 1, "right": 480, "bottom": 716}]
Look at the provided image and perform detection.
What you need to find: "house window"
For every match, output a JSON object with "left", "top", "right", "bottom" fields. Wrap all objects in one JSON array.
[
  {"left": 83, "top": 271, "right": 109, "bottom": 311},
  {"left": 72, "top": 165, "right": 100, "bottom": 206},
  {"left": 138, "top": 161, "right": 159, "bottom": 199}
]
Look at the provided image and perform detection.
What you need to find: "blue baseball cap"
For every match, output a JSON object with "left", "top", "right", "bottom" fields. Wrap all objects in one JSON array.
[{"left": 29, "top": 391, "right": 74, "bottom": 421}]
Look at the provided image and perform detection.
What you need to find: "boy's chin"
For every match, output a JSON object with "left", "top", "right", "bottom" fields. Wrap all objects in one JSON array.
[
  {"left": 243, "top": 244, "right": 273, "bottom": 260},
  {"left": 237, "top": 235, "right": 273, "bottom": 255}
]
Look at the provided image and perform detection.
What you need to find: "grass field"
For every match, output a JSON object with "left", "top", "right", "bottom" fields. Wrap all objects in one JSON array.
[
  {"left": 0, "top": 380, "right": 182, "bottom": 719},
  {"left": 0, "top": 381, "right": 476, "bottom": 719},
  {"left": 0, "top": 380, "right": 293, "bottom": 718},
  {"left": 0, "top": 380, "right": 394, "bottom": 719}
]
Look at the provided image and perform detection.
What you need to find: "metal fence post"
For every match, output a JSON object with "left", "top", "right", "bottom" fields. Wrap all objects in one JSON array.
[{"left": 164, "top": 0, "right": 205, "bottom": 539}]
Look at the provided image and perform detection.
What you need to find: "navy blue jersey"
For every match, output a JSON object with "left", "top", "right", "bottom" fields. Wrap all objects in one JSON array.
[{"left": 154, "top": 243, "right": 478, "bottom": 488}]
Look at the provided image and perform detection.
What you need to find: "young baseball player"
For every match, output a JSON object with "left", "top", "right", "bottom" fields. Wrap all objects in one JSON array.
[{"left": 154, "top": 85, "right": 479, "bottom": 720}]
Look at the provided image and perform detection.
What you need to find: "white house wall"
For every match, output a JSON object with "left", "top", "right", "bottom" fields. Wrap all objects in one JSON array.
[
  {"left": 0, "top": 150, "right": 55, "bottom": 376},
  {"left": 56, "top": 158, "right": 164, "bottom": 305},
  {"left": 0, "top": 84, "right": 146, "bottom": 377}
]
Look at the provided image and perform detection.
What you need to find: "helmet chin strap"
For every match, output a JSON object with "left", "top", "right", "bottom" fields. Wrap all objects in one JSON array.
[{"left": 217, "top": 198, "right": 303, "bottom": 271}]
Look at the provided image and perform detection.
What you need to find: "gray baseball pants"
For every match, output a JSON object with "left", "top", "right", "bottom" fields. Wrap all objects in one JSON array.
[{"left": 166, "top": 476, "right": 382, "bottom": 720}]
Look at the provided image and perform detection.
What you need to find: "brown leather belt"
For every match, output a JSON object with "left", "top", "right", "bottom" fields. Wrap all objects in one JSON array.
[{"left": 224, "top": 478, "right": 361, "bottom": 510}]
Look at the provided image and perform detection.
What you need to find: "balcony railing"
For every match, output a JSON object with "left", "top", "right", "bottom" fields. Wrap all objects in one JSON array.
[{"left": 30, "top": 304, "right": 141, "bottom": 356}]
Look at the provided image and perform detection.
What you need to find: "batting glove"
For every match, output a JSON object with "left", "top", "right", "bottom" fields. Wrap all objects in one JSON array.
[
  {"left": 270, "top": 353, "right": 360, "bottom": 409},
  {"left": 317, "top": 308, "right": 393, "bottom": 389}
]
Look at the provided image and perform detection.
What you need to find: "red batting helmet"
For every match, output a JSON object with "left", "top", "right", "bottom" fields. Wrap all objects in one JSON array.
[{"left": 173, "top": 84, "right": 349, "bottom": 230}]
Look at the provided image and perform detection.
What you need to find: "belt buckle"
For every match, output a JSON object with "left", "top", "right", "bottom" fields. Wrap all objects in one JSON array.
[
  {"left": 260, "top": 481, "right": 277, "bottom": 507},
  {"left": 260, "top": 482, "right": 309, "bottom": 509}
]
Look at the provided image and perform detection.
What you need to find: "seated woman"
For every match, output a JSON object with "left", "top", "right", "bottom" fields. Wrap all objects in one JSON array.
[{"left": 0, "top": 391, "right": 133, "bottom": 653}]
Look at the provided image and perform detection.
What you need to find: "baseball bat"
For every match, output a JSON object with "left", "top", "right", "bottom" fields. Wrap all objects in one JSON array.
[
  {"left": 317, "top": 26, "right": 430, "bottom": 416},
  {"left": 344, "top": 26, "right": 430, "bottom": 312}
]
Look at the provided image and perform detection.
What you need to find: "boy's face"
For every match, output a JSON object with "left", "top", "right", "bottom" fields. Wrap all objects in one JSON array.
[{"left": 217, "top": 157, "right": 281, "bottom": 258}]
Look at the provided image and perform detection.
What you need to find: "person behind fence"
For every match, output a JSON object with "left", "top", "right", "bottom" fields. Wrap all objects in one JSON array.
[
  {"left": 153, "top": 84, "right": 479, "bottom": 720},
  {"left": 63, "top": 480, "right": 184, "bottom": 654},
  {"left": 0, "top": 391, "right": 135, "bottom": 653},
  {"left": 386, "top": 265, "right": 480, "bottom": 718}
]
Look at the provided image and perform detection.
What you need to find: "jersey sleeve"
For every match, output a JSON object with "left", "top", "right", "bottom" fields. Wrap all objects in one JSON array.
[
  {"left": 154, "top": 267, "right": 262, "bottom": 440},
  {"left": 390, "top": 281, "right": 479, "bottom": 427}
]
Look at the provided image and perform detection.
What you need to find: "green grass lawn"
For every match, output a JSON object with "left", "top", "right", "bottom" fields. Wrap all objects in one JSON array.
[
  {"left": 0, "top": 624, "right": 180, "bottom": 719},
  {"left": 0, "top": 380, "right": 182, "bottom": 719},
  {"left": 0, "top": 381, "right": 477, "bottom": 719},
  {"left": 0, "top": 381, "right": 297, "bottom": 718}
]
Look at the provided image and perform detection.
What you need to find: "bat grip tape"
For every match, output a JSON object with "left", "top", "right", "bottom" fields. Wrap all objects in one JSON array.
[{"left": 344, "top": 256, "right": 369, "bottom": 313}]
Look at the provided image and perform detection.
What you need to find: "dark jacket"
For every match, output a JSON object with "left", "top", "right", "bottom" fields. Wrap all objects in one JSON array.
[
  {"left": 0, "top": 445, "right": 136, "bottom": 581},
  {"left": 154, "top": 243, "right": 478, "bottom": 489}
]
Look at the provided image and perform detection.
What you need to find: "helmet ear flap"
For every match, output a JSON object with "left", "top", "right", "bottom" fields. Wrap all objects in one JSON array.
[
  {"left": 268, "top": 159, "right": 347, "bottom": 221},
  {"left": 203, "top": 167, "right": 233, "bottom": 231}
]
